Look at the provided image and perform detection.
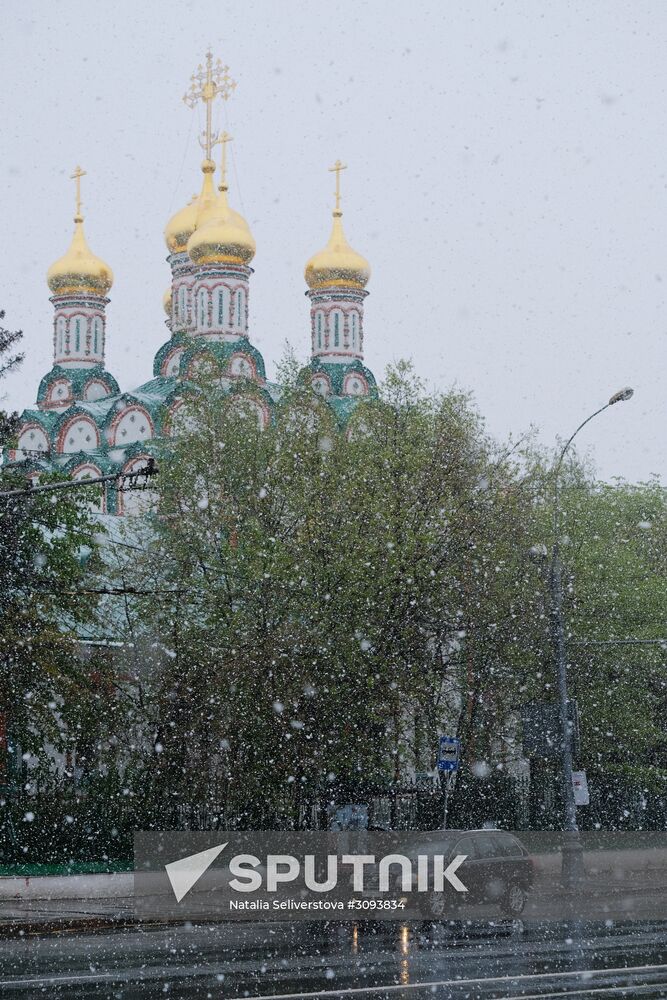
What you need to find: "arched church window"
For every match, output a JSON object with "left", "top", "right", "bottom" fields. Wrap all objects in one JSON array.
[
  {"left": 74, "top": 318, "right": 82, "bottom": 352},
  {"left": 93, "top": 318, "right": 101, "bottom": 354},
  {"left": 198, "top": 289, "right": 208, "bottom": 330},
  {"left": 236, "top": 289, "right": 244, "bottom": 329},
  {"left": 333, "top": 312, "right": 340, "bottom": 348},
  {"left": 351, "top": 312, "right": 358, "bottom": 348},
  {"left": 316, "top": 312, "right": 323, "bottom": 350},
  {"left": 218, "top": 288, "right": 227, "bottom": 326},
  {"left": 56, "top": 317, "right": 66, "bottom": 356},
  {"left": 179, "top": 286, "right": 186, "bottom": 320}
]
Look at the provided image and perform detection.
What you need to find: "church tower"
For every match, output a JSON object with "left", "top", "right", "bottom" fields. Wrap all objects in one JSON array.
[
  {"left": 154, "top": 51, "right": 269, "bottom": 419},
  {"left": 187, "top": 130, "right": 256, "bottom": 346},
  {"left": 39, "top": 167, "right": 120, "bottom": 410},
  {"left": 164, "top": 192, "right": 198, "bottom": 336},
  {"left": 163, "top": 53, "right": 240, "bottom": 343},
  {"left": 303, "top": 162, "right": 377, "bottom": 406}
]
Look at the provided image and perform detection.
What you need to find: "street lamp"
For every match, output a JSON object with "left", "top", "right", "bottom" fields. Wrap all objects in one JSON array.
[{"left": 549, "top": 387, "right": 633, "bottom": 887}]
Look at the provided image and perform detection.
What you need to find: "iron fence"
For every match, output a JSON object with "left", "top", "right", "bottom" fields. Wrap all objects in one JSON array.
[{"left": 2, "top": 769, "right": 665, "bottom": 866}]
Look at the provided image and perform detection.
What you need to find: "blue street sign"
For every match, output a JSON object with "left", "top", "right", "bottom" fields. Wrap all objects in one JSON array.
[{"left": 437, "top": 735, "right": 461, "bottom": 772}]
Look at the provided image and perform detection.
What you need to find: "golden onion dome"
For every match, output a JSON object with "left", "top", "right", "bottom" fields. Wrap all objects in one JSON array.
[
  {"left": 164, "top": 158, "right": 219, "bottom": 253},
  {"left": 187, "top": 184, "right": 256, "bottom": 266},
  {"left": 305, "top": 211, "right": 370, "bottom": 290},
  {"left": 47, "top": 215, "right": 113, "bottom": 296},
  {"left": 164, "top": 194, "right": 199, "bottom": 254},
  {"left": 163, "top": 287, "right": 172, "bottom": 315}
]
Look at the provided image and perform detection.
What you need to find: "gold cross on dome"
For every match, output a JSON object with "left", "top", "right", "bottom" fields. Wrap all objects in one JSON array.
[
  {"left": 183, "top": 50, "right": 237, "bottom": 161},
  {"left": 215, "top": 131, "right": 234, "bottom": 190},
  {"left": 328, "top": 159, "right": 347, "bottom": 214},
  {"left": 70, "top": 165, "right": 86, "bottom": 219}
]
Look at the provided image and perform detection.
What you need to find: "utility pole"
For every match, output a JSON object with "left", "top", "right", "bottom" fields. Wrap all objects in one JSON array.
[{"left": 549, "top": 388, "right": 633, "bottom": 887}]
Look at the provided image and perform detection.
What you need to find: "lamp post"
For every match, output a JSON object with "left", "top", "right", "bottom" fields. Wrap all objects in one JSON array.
[{"left": 549, "top": 387, "right": 633, "bottom": 887}]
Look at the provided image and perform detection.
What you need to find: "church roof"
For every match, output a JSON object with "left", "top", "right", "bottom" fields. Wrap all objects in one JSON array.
[
  {"left": 179, "top": 339, "right": 268, "bottom": 382},
  {"left": 19, "top": 408, "right": 61, "bottom": 432},
  {"left": 37, "top": 365, "right": 120, "bottom": 404}
]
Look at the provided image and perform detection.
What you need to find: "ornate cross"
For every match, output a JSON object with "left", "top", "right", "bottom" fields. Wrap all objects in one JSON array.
[
  {"left": 329, "top": 159, "right": 347, "bottom": 214},
  {"left": 183, "top": 50, "right": 237, "bottom": 161},
  {"left": 215, "top": 131, "right": 233, "bottom": 190},
  {"left": 71, "top": 165, "right": 86, "bottom": 219}
]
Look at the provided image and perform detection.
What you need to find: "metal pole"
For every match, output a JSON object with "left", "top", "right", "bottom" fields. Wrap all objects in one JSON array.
[
  {"left": 550, "top": 413, "right": 606, "bottom": 887},
  {"left": 442, "top": 776, "right": 449, "bottom": 830},
  {"left": 549, "top": 540, "right": 581, "bottom": 854},
  {"left": 548, "top": 391, "right": 633, "bottom": 886}
]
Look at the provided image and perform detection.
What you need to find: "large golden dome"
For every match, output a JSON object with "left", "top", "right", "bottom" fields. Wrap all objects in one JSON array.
[
  {"left": 305, "top": 212, "right": 370, "bottom": 290},
  {"left": 47, "top": 216, "right": 113, "bottom": 296},
  {"left": 187, "top": 185, "right": 256, "bottom": 266}
]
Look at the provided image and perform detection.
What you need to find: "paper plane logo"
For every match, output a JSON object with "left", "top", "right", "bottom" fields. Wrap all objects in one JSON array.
[{"left": 165, "top": 843, "right": 227, "bottom": 902}]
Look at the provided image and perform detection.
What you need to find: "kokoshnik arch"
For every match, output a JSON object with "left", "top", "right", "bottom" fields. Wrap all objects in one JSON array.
[{"left": 7, "top": 51, "right": 378, "bottom": 515}]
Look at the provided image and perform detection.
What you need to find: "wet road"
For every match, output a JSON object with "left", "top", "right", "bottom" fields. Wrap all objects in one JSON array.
[{"left": 0, "top": 919, "right": 666, "bottom": 998}]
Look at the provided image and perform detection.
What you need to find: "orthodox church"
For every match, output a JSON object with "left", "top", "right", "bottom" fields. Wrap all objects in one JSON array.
[{"left": 8, "top": 53, "right": 377, "bottom": 514}]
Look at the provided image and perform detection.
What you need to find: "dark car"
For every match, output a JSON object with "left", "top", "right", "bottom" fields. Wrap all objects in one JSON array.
[
  {"left": 349, "top": 829, "right": 533, "bottom": 920},
  {"left": 418, "top": 829, "right": 534, "bottom": 919}
]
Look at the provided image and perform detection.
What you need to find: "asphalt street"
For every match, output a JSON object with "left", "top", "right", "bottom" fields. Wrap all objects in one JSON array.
[{"left": 0, "top": 919, "right": 666, "bottom": 998}]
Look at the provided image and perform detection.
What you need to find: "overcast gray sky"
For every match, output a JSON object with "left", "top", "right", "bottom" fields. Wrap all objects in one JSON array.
[{"left": 1, "top": 0, "right": 664, "bottom": 482}]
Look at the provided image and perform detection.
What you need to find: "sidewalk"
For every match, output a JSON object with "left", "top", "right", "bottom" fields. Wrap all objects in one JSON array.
[
  {"left": 0, "top": 872, "right": 132, "bottom": 900},
  {"left": 0, "top": 873, "right": 136, "bottom": 936}
]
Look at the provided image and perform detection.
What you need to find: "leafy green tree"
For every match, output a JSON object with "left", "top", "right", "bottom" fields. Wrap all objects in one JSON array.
[
  {"left": 507, "top": 447, "right": 667, "bottom": 810},
  {"left": 97, "top": 362, "right": 667, "bottom": 826},
  {"left": 0, "top": 310, "right": 23, "bottom": 446},
  {"left": 0, "top": 309, "right": 99, "bottom": 792},
  {"left": 559, "top": 478, "right": 667, "bottom": 789},
  {"left": 110, "top": 362, "right": 544, "bottom": 823},
  {"left": 0, "top": 481, "right": 99, "bottom": 773}
]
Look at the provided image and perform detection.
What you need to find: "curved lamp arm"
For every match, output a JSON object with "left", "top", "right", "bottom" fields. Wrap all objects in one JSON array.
[{"left": 552, "top": 388, "right": 634, "bottom": 542}]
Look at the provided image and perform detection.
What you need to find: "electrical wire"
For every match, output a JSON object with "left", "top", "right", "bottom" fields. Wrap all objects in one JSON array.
[
  {"left": 165, "top": 109, "right": 197, "bottom": 218},
  {"left": 221, "top": 100, "right": 247, "bottom": 218}
]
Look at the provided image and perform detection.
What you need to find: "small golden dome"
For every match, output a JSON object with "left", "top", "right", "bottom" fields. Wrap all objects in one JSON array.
[
  {"left": 187, "top": 185, "right": 256, "bottom": 266},
  {"left": 305, "top": 212, "right": 370, "bottom": 290},
  {"left": 164, "top": 194, "right": 199, "bottom": 253},
  {"left": 47, "top": 216, "right": 114, "bottom": 296},
  {"left": 163, "top": 287, "right": 172, "bottom": 315},
  {"left": 164, "top": 158, "right": 219, "bottom": 253},
  {"left": 193, "top": 159, "right": 218, "bottom": 228}
]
